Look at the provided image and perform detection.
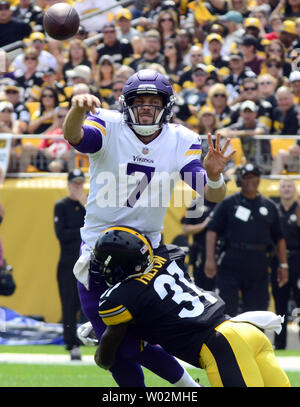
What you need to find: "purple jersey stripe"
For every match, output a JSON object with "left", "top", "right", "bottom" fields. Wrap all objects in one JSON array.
[
  {"left": 189, "top": 144, "right": 202, "bottom": 150},
  {"left": 70, "top": 125, "right": 102, "bottom": 153},
  {"left": 180, "top": 159, "right": 207, "bottom": 192},
  {"left": 86, "top": 114, "right": 106, "bottom": 128}
]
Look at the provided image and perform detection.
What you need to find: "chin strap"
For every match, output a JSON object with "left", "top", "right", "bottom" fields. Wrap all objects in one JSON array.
[{"left": 128, "top": 106, "right": 165, "bottom": 137}]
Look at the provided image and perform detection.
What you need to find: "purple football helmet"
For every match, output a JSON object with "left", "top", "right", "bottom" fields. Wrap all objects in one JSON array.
[{"left": 120, "top": 69, "right": 176, "bottom": 136}]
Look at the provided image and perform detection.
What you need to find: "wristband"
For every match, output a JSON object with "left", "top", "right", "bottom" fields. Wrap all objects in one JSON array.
[
  {"left": 279, "top": 263, "right": 289, "bottom": 269},
  {"left": 206, "top": 173, "right": 224, "bottom": 189}
]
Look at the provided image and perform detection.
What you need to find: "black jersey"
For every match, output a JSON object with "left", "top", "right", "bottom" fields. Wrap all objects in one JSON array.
[
  {"left": 99, "top": 245, "right": 226, "bottom": 367},
  {"left": 54, "top": 197, "right": 86, "bottom": 256},
  {"left": 277, "top": 202, "right": 300, "bottom": 251},
  {"left": 207, "top": 192, "right": 284, "bottom": 248}
]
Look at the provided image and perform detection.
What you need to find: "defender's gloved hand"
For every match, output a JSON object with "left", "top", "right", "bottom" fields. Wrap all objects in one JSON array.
[{"left": 77, "top": 322, "right": 98, "bottom": 346}]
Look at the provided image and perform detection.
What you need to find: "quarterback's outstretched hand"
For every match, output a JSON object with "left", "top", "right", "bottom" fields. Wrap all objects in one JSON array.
[
  {"left": 203, "top": 133, "right": 236, "bottom": 180},
  {"left": 71, "top": 94, "right": 101, "bottom": 114}
]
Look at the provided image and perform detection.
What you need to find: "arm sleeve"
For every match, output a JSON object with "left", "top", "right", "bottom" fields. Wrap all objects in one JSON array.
[
  {"left": 99, "top": 299, "right": 133, "bottom": 326},
  {"left": 206, "top": 201, "right": 227, "bottom": 234},
  {"left": 70, "top": 113, "right": 107, "bottom": 154},
  {"left": 270, "top": 204, "right": 284, "bottom": 244},
  {"left": 180, "top": 159, "right": 207, "bottom": 194}
]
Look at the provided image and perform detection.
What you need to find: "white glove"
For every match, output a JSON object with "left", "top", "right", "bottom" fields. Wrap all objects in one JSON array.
[{"left": 77, "top": 322, "right": 98, "bottom": 346}]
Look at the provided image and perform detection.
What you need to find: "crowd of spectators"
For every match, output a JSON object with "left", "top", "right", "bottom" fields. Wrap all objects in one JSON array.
[{"left": 0, "top": 0, "right": 300, "bottom": 175}]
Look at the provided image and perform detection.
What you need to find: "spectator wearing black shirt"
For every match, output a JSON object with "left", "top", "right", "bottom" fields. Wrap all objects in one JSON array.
[
  {"left": 230, "top": 77, "right": 275, "bottom": 134},
  {"left": 224, "top": 50, "right": 256, "bottom": 103},
  {"left": 270, "top": 178, "right": 300, "bottom": 349},
  {"left": 4, "top": 82, "right": 30, "bottom": 134},
  {"left": 179, "top": 64, "right": 208, "bottom": 121},
  {"left": 129, "top": 29, "right": 164, "bottom": 71},
  {"left": 12, "top": 0, "right": 43, "bottom": 30},
  {"left": 178, "top": 45, "right": 204, "bottom": 89},
  {"left": 14, "top": 47, "right": 44, "bottom": 102},
  {"left": 0, "top": 0, "right": 31, "bottom": 47},
  {"left": 162, "top": 38, "right": 186, "bottom": 88},
  {"left": 97, "top": 23, "right": 133, "bottom": 66},
  {"left": 219, "top": 100, "right": 271, "bottom": 172},
  {"left": 54, "top": 169, "right": 87, "bottom": 360},
  {"left": 205, "top": 33, "right": 229, "bottom": 70},
  {"left": 27, "top": 86, "right": 59, "bottom": 135},
  {"left": 62, "top": 39, "right": 91, "bottom": 83},
  {"left": 273, "top": 86, "right": 299, "bottom": 135},
  {"left": 257, "top": 74, "right": 278, "bottom": 109}
]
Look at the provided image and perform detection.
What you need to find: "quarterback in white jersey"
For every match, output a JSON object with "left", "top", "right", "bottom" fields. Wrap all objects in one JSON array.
[
  {"left": 63, "top": 69, "right": 235, "bottom": 387},
  {"left": 81, "top": 108, "right": 208, "bottom": 251}
]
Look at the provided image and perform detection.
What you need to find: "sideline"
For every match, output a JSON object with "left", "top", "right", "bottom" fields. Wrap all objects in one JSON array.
[{"left": 0, "top": 353, "right": 299, "bottom": 371}]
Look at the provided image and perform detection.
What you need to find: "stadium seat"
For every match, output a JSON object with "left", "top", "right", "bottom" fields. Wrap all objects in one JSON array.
[
  {"left": 25, "top": 102, "right": 40, "bottom": 119},
  {"left": 75, "top": 153, "right": 89, "bottom": 172},
  {"left": 270, "top": 138, "right": 295, "bottom": 158},
  {"left": 22, "top": 138, "right": 41, "bottom": 147},
  {"left": 230, "top": 137, "right": 244, "bottom": 165}
]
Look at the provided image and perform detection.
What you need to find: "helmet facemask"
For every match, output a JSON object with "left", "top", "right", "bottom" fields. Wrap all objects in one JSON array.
[
  {"left": 120, "top": 93, "right": 175, "bottom": 137},
  {"left": 120, "top": 69, "right": 176, "bottom": 137}
]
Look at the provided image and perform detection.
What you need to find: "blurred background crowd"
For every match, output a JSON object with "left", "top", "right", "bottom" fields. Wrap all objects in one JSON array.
[{"left": 0, "top": 0, "right": 300, "bottom": 176}]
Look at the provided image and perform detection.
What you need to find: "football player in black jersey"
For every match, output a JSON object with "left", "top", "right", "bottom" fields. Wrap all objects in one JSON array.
[{"left": 91, "top": 226, "right": 290, "bottom": 387}]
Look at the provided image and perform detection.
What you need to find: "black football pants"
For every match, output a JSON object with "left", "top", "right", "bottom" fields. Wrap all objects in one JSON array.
[
  {"left": 216, "top": 249, "right": 269, "bottom": 317},
  {"left": 57, "top": 254, "right": 82, "bottom": 350}
]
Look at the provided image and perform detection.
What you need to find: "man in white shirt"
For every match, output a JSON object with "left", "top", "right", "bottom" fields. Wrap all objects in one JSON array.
[{"left": 11, "top": 32, "right": 58, "bottom": 74}]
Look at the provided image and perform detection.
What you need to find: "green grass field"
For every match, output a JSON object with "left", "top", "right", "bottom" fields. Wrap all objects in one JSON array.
[{"left": 0, "top": 345, "right": 299, "bottom": 387}]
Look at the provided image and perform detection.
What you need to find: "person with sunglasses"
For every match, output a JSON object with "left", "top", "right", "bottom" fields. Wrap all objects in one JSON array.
[
  {"left": 156, "top": 10, "right": 178, "bottom": 49},
  {"left": 257, "top": 74, "right": 278, "bottom": 109},
  {"left": 207, "top": 83, "right": 236, "bottom": 129},
  {"left": 4, "top": 82, "right": 30, "bottom": 134},
  {"left": 231, "top": 77, "right": 275, "bottom": 136},
  {"left": 162, "top": 38, "right": 186, "bottom": 88},
  {"left": 266, "top": 55, "right": 288, "bottom": 87},
  {"left": 14, "top": 47, "right": 45, "bottom": 102},
  {"left": 96, "top": 23, "right": 133, "bottom": 67},
  {"left": 28, "top": 87, "right": 59, "bottom": 135},
  {"left": 11, "top": 32, "right": 58, "bottom": 76}
]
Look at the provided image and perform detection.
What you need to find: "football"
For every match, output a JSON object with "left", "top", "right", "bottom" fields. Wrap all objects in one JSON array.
[{"left": 43, "top": 3, "right": 80, "bottom": 41}]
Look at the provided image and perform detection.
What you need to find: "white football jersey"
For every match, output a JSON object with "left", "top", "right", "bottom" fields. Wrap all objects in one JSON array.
[{"left": 80, "top": 108, "right": 205, "bottom": 250}]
